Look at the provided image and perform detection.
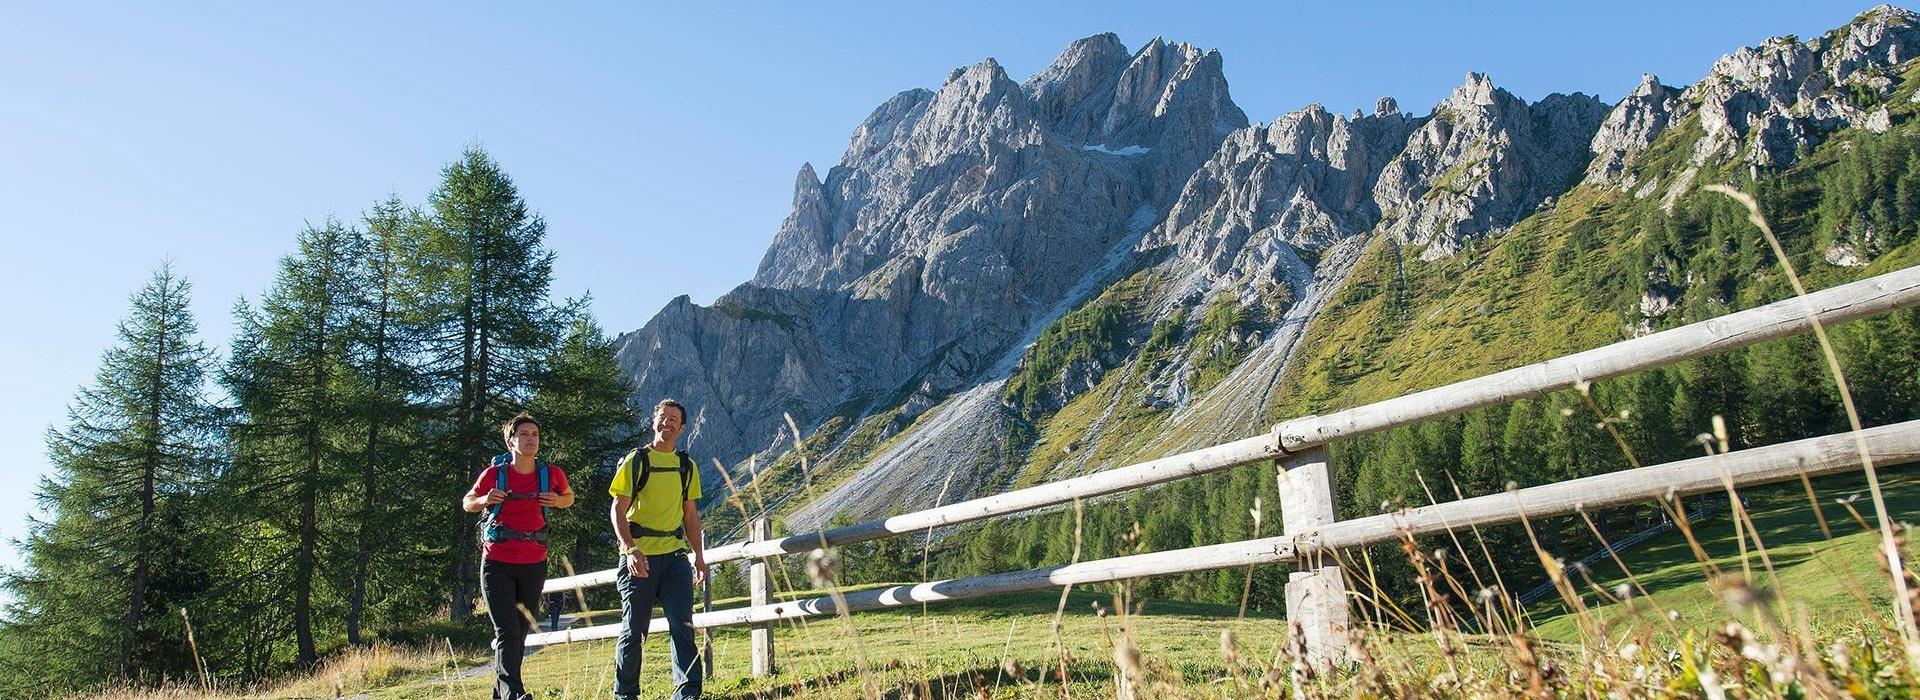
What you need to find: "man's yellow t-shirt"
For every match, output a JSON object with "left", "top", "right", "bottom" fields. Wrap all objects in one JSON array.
[{"left": 608, "top": 448, "right": 703, "bottom": 555}]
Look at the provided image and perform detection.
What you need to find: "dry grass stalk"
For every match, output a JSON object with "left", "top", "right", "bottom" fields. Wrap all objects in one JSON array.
[{"left": 1706, "top": 183, "right": 1920, "bottom": 665}]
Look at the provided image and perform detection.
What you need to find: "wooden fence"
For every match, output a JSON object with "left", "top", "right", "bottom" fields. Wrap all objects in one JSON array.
[{"left": 527, "top": 264, "right": 1920, "bottom": 674}]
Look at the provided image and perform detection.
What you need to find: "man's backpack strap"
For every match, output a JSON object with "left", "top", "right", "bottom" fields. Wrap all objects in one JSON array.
[
  {"left": 625, "top": 448, "right": 652, "bottom": 498},
  {"left": 623, "top": 450, "right": 694, "bottom": 541},
  {"left": 676, "top": 450, "right": 693, "bottom": 503}
]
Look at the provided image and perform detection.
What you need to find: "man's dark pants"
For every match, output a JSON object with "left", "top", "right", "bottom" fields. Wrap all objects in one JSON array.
[
  {"left": 481, "top": 559, "right": 545, "bottom": 700},
  {"left": 612, "top": 552, "right": 701, "bottom": 699}
]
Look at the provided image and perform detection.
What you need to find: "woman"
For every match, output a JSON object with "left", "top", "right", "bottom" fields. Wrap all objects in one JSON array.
[{"left": 462, "top": 412, "right": 575, "bottom": 700}]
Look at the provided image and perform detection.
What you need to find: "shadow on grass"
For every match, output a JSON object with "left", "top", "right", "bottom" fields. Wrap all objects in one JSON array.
[
  {"left": 711, "top": 658, "right": 1123, "bottom": 700},
  {"left": 1527, "top": 468, "right": 1920, "bottom": 621}
]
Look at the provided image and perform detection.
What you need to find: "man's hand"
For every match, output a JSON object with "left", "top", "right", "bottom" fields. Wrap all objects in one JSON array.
[
  {"left": 692, "top": 555, "right": 709, "bottom": 587},
  {"left": 484, "top": 488, "right": 507, "bottom": 506},
  {"left": 538, "top": 491, "right": 563, "bottom": 507},
  {"left": 627, "top": 552, "right": 650, "bottom": 579}
]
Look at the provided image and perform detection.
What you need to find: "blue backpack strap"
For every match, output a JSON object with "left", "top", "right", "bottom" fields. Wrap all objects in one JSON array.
[
  {"left": 489, "top": 453, "right": 511, "bottom": 518},
  {"left": 537, "top": 464, "right": 551, "bottom": 519}
]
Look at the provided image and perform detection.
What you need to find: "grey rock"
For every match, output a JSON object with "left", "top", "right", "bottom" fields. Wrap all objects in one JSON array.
[
  {"left": 1826, "top": 240, "right": 1871, "bottom": 268},
  {"left": 1868, "top": 105, "right": 1894, "bottom": 133},
  {"left": 1143, "top": 102, "right": 1418, "bottom": 306},
  {"left": 1373, "top": 73, "right": 1606, "bottom": 258},
  {"left": 1585, "top": 74, "right": 1689, "bottom": 185},
  {"left": 1687, "top": 4, "right": 1920, "bottom": 167}
]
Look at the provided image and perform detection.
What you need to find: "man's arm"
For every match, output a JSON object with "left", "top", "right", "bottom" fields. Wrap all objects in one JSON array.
[
  {"left": 611, "top": 497, "right": 637, "bottom": 554},
  {"left": 613, "top": 496, "right": 649, "bottom": 577},
  {"left": 683, "top": 500, "right": 707, "bottom": 585}
]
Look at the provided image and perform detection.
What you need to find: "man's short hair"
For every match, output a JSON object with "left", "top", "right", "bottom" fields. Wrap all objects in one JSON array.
[
  {"left": 501, "top": 411, "right": 540, "bottom": 442},
  {"left": 655, "top": 399, "right": 686, "bottom": 422}
]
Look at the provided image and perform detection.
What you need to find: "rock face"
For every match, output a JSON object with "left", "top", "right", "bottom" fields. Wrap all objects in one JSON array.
[
  {"left": 1584, "top": 74, "right": 1689, "bottom": 186},
  {"left": 1688, "top": 4, "right": 1920, "bottom": 167},
  {"left": 1372, "top": 73, "right": 1607, "bottom": 258},
  {"left": 620, "top": 35, "right": 1247, "bottom": 478},
  {"left": 613, "top": 288, "right": 845, "bottom": 470},
  {"left": 1143, "top": 102, "right": 1420, "bottom": 306}
]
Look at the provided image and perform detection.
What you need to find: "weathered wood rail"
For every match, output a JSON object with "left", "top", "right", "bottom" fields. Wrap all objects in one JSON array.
[{"left": 529, "top": 264, "right": 1920, "bottom": 674}]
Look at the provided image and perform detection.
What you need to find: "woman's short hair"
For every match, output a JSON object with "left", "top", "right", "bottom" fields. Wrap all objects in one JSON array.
[{"left": 501, "top": 411, "right": 540, "bottom": 441}]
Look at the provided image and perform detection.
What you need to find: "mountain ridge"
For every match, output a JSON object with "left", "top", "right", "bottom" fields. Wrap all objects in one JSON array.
[{"left": 615, "top": 4, "right": 1920, "bottom": 535}]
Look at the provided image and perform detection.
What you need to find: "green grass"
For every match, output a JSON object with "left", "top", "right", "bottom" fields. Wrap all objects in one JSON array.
[
  {"left": 316, "top": 464, "right": 1920, "bottom": 698},
  {"left": 1528, "top": 468, "right": 1920, "bottom": 644},
  {"left": 359, "top": 589, "right": 1292, "bottom": 699},
  {"left": 1013, "top": 359, "right": 1172, "bottom": 488}
]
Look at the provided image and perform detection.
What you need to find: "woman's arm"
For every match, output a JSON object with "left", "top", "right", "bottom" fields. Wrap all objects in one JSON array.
[
  {"left": 463, "top": 467, "right": 504, "bottom": 512},
  {"left": 463, "top": 488, "right": 504, "bottom": 512},
  {"left": 540, "top": 484, "right": 575, "bottom": 508}
]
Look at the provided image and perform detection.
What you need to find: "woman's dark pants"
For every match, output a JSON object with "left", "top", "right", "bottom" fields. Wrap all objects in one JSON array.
[{"left": 481, "top": 559, "right": 546, "bottom": 700}]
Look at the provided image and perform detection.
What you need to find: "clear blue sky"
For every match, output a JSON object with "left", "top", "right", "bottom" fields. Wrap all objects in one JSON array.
[{"left": 0, "top": 1, "right": 1878, "bottom": 571}]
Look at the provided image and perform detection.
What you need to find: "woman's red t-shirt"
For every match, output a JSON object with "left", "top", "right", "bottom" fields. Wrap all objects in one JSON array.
[{"left": 469, "top": 464, "right": 570, "bottom": 564}]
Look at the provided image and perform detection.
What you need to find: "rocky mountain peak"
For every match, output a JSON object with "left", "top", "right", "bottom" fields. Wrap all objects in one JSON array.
[
  {"left": 932, "top": 57, "right": 1026, "bottom": 121},
  {"left": 640, "top": 34, "right": 1249, "bottom": 475},
  {"left": 1144, "top": 100, "right": 1418, "bottom": 305},
  {"left": 1022, "top": 33, "right": 1134, "bottom": 146},
  {"left": 839, "top": 89, "right": 934, "bottom": 168},
  {"left": 1373, "top": 73, "right": 1606, "bottom": 258},
  {"left": 1099, "top": 38, "right": 1248, "bottom": 200},
  {"left": 1444, "top": 71, "right": 1504, "bottom": 110},
  {"left": 1685, "top": 5, "right": 1920, "bottom": 167},
  {"left": 752, "top": 164, "right": 833, "bottom": 287},
  {"left": 1829, "top": 5, "right": 1920, "bottom": 80},
  {"left": 1584, "top": 74, "right": 1688, "bottom": 186}
]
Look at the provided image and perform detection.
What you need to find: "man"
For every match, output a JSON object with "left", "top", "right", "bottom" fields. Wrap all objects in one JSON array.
[{"left": 609, "top": 399, "right": 708, "bottom": 700}]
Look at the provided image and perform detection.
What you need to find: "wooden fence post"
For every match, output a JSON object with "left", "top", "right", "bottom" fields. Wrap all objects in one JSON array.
[
  {"left": 1279, "top": 446, "right": 1349, "bottom": 674},
  {"left": 701, "top": 569, "right": 714, "bottom": 677},
  {"left": 749, "top": 517, "right": 775, "bottom": 677}
]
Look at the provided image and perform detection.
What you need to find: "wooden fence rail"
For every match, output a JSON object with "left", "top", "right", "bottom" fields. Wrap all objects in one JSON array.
[{"left": 529, "top": 263, "right": 1920, "bottom": 675}]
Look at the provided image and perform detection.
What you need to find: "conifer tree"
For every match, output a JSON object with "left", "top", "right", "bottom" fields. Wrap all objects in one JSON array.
[
  {"left": 527, "top": 314, "right": 642, "bottom": 573},
  {"left": 223, "top": 220, "right": 365, "bottom": 665},
  {"left": 408, "top": 147, "right": 569, "bottom": 618},
  {"left": 0, "top": 266, "right": 222, "bottom": 695},
  {"left": 341, "top": 197, "right": 433, "bottom": 644}
]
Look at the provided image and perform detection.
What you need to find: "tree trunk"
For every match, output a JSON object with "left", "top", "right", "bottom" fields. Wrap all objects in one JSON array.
[
  {"left": 348, "top": 288, "right": 391, "bottom": 645},
  {"left": 295, "top": 468, "right": 319, "bottom": 664},
  {"left": 120, "top": 311, "right": 167, "bottom": 678},
  {"left": 449, "top": 275, "right": 477, "bottom": 622}
]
